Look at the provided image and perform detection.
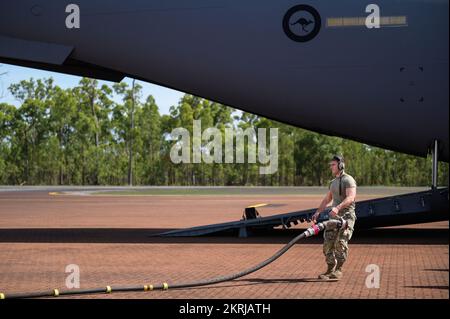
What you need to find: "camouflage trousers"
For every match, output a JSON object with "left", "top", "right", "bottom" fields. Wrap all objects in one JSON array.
[{"left": 323, "top": 213, "right": 356, "bottom": 267}]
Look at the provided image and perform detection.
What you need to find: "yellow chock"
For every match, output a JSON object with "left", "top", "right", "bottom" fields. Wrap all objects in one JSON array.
[
  {"left": 106, "top": 286, "right": 112, "bottom": 294},
  {"left": 53, "top": 289, "right": 59, "bottom": 297},
  {"left": 0, "top": 293, "right": 5, "bottom": 299},
  {"left": 162, "top": 283, "right": 169, "bottom": 290}
]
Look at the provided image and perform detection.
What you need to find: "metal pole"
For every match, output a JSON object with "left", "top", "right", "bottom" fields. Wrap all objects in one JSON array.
[{"left": 432, "top": 140, "right": 438, "bottom": 189}]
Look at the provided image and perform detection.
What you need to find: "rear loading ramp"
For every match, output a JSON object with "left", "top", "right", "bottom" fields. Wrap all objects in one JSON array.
[{"left": 158, "top": 188, "right": 449, "bottom": 237}]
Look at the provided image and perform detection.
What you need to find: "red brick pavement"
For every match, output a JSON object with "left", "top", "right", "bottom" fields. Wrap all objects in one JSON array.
[{"left": 0, "top": 191, "right": 448, "bottom": 299}]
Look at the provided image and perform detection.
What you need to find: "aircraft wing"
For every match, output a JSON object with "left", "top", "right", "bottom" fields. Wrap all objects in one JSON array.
[{"left": 1, "top": 0, "right": 448, "bottom": 160}]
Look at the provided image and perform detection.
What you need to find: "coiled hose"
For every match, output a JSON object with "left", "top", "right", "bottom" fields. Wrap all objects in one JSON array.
[{"left": 0, "top": 218, "right": 347, "bottom": 299}]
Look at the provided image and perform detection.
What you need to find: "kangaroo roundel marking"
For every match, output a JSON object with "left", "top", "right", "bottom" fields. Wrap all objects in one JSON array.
[{"left": 283, "top": 5, "right": 321, "bottom": 42}]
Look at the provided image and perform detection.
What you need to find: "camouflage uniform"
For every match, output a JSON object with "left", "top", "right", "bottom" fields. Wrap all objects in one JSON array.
[{"left": 322, "top": 172, "right": 357, "bottom": 277}]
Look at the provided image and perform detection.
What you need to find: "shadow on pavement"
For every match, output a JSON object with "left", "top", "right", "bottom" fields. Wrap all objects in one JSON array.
[{"left": 0, "top": 227, "right": 448, "bottom": 245}]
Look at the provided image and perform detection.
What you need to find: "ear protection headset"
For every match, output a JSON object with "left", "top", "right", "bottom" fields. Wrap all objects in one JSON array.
[{"left": 332, "top": 155, "right": 345, "bottom": 171}]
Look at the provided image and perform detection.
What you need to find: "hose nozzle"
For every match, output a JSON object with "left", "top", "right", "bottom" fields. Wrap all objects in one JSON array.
[{"left": 302, "top": 217, "right": 348, "bottom": 238}]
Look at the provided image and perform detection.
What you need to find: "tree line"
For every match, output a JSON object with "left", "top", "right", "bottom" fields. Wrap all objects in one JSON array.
[{"left": 0, "top": 77, "right": 448, "bottom": 186}]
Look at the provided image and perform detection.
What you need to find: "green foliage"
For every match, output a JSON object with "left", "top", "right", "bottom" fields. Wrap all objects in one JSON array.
[{"left": 0, "top": 77, "right": 448, "bottom": 186}]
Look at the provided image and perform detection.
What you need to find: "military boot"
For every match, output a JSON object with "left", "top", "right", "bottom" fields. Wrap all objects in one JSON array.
[
  {"left": 318, "top": 264, "right": 335, "bottom": 280},
  {"left": 329, "top": 260, "right": 344, "bottom": 280}
]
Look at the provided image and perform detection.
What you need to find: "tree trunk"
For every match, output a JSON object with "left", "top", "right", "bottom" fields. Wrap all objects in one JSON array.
[
  {"left": 81, "top": 146, "right": 85, "bottom": 185},
  {"left": 59, "top": 127, "right": 64, "bottom": 185},
  {"left": 89, "top": 84, "right": 99, "bottom": 185},
  {"left": 24, "top": 130, "right": 29, "bottom": 184},
  {"left": 128, "top": 79, "right": 135, "bottom": 186}
]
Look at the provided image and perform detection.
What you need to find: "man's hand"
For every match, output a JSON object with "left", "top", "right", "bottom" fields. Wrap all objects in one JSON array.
[
  {"left": 329, "top": 207, "right": 339, "bottom": 218},
  {"left": 313, "top": 191, "right": 333, "bottom": 223},
  {"left": 311, "top": 211, "right": 321, "bottom": 223}
]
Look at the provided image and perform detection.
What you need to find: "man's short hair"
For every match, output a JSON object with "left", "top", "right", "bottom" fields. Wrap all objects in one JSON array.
[{"left": 331, "top": 155, "right": 344, "bottom": 163}]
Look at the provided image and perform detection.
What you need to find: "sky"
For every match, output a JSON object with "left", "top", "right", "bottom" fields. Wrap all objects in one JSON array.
[{"left": 0, "top": 63, "right": 185, "bottom": 115}]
